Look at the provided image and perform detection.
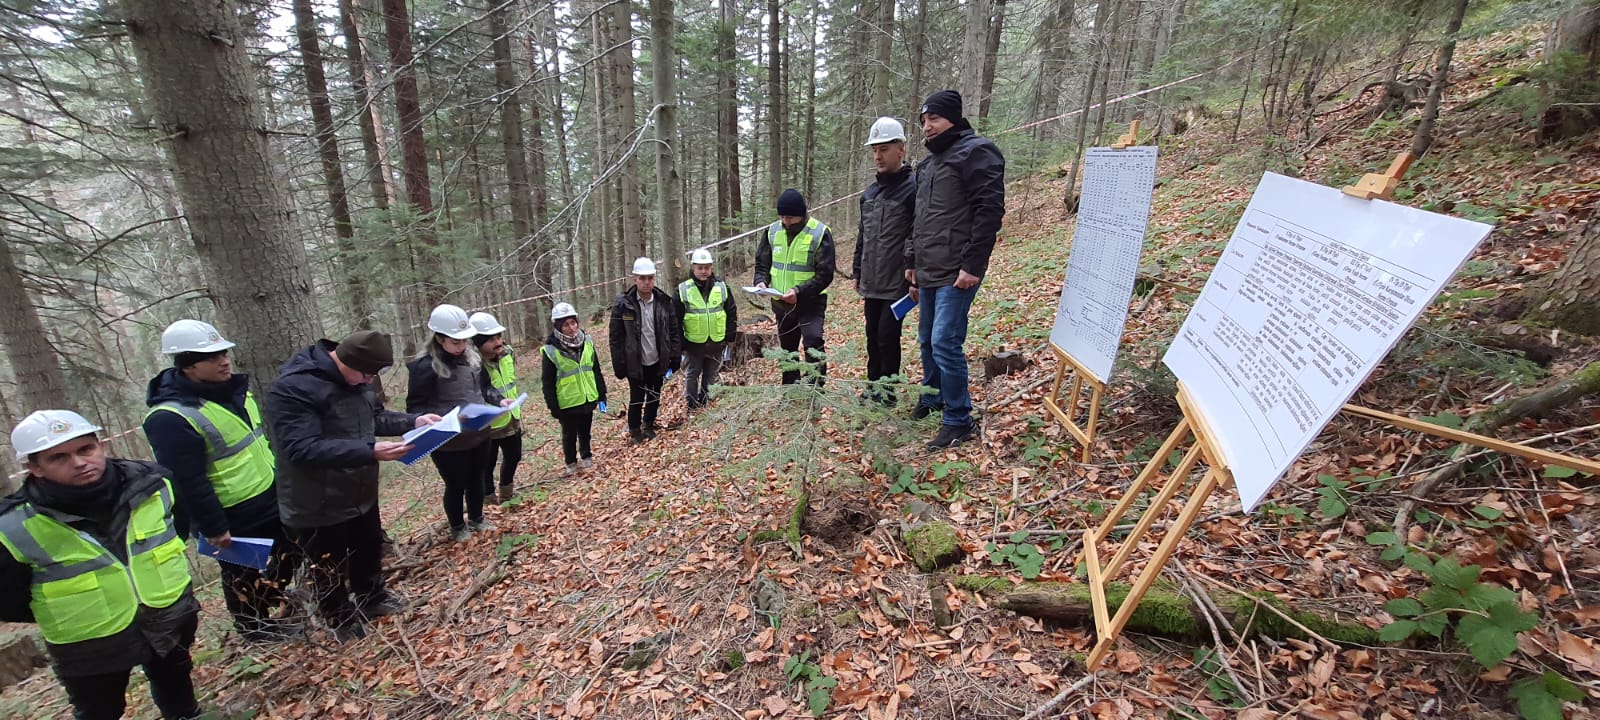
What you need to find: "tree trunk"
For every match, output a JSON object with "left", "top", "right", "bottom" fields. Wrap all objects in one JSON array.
[
  {"left": 805, "top": 3, "right": 820, "bottom": 199},
  {"left": 1409, "top": 0, "right": 1469, "bottom": 157},
  {"left": 715, "top": 0, "right": 742, "bottom": 234},
  {"left": 978, "top": 0, "right": 1007, "bottom": 122},
  {"left": 1511, "top": 220, "right": 1600, "bottom": 335},
  {"left": 908, "top": 0, "right": 929, "bottom": 154},
  {"left": 294, "top": 0, "right": 373, "bottom": 331},
  {"left": 1538, "top": 0, "right": 1600, "bottom": 143},
  {"left": 489, "top": 2, "right": 546, "bottom": 327},
  {"left": 605, "top": 0, "right": 647, "bottom": 263},
  {"left": 1062, "top": 0, "right": 1114, "bottom": 209},
  {"left": 1029, "top": 0, "right": 1076, "bottom": 142},
  {"left": 767, "top": 0, "right": 783, "bottom": 201},
  {"left": 123, "top": 0, "right": 323, "bottom": 394},
  {"left": 341, "top": 0, "right": 394, "bottom": 213},
  {"left": 652, "top": 0, "right": 685, "bottom": 287},
  {"left": 0, "top": 237, "right": 69, "bottom": 412},
  {"left": 959, "top": 0, "right": 991, "bottom": 112},
  {"left": 380, "top": 0, "right": 442, "bottom": 305}
]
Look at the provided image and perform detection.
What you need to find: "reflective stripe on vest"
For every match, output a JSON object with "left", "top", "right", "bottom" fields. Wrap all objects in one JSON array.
[
  {"left": 0, "top": 479, "right": 192, "bottom": 645},
  {"left": 768, "top": 218, "right": 829, "bottom": 294},
  {"left": 486, "top": 354, "right": 521, "bottom": 427},
  {"left": 146, "top": 393, "right": 274, "bottom": 508},
  {"left": 543, "top": 343, "right": 600, "bottom": 410},
  {"left": 678, "top": 280, "right": 728, "bottom": 343}
]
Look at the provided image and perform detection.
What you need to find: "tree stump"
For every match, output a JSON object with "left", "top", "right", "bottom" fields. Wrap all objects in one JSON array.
[{"left": 0, "top": 631, "right": 46, "bottom": 688}]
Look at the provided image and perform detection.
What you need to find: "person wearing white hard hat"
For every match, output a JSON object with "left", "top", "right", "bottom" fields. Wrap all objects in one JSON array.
[
  {"left": 268, "top": 330, "right": 440, "bottom": 642},
  {"left": 610, "top": 258, "right": 682, "bottom": 444},
  {"left": 541, "top": 302, "right": 606, "bottom": 473},
  {"left": 470, "top": 311, "right": 522, "bottom": 503},
  {"left": 673, "top": 248, "right": 738, "bottom": 414},
  {"left": 408, "top": 304, "right": 508, "bottom": 542},
  {"left": 1, "top": 410, "right": 207, "bottom": 719},
  {"left": 754, "top": 188, "right": 836, "bottom": 385},
  {"left": 143, "top": 319, "right": 301, "bottom": 644},
  {"left": 854, "top": 118, "right": 917, "bottom": 406}
]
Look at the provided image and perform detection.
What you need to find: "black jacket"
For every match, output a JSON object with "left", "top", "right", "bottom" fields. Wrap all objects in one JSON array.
[
  {"left": 671, "top": 275, "right": 739, "bottom": 357},
  {"left": 909, "top": 126, "right": 1006, "bottom": 288},
  {"left": 268, "top": 340, "right": 417, "bottom": 529},
  {"left": 142, "top": 368, "right": 277, "bottom": 540},
  {"left": 0, "top": 459, "right": 201, "bottom": 677},
  {"left": 609, "top": 287, "right": 684, "bottom": 381},
  {"left": 540, "top": 331, "right": 608, "bottom": 417},
  {"left": 754, "top": 220, "right": 837, "bottom": 310},
  {"left": 854, "top": 165, "right": 916, "bottom": 300},
  {"left": 405, "top": 350, "right": 500, "bottom": 452}
]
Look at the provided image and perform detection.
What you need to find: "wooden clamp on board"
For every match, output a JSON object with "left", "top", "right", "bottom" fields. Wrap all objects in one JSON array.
[
  {"left": 1110, "top": 119, "right": 1142, "bottom": 149},
  {"left": 1341, "top": 152, "right": 1416, "bottom": 201},
  {"left": 1043, "top": 345, "right": 1107, "bottom": 463},
  {"left": 1080, "top": 382, "right": 1232, "bottom": 670}
]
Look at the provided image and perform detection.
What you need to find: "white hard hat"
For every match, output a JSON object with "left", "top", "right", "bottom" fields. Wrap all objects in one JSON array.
[
  {"left": 864, "top": 117, "right": 907, "bottom": 146},
  {"left": 161, "top": 319, "right": 236, "bottom": 355},
  {"left": 11, "top": 409, "right": 102, "bottom": 462},
  {"left": 551, "top": 302, "right": 578, "bottom": 322},
  {"left": 469, "top": 311, "right": 507, "bottom": 336},
  {"left": 632, "top": 257, "right": 657, "bottom": 275},
  {"left": 427, "top": 304, "right": 476, "bottom": 339},
  {"left": 690, "top": 248, "right": 714, "bottom": 265}
]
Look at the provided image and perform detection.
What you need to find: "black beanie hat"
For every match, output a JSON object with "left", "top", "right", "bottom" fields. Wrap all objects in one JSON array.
[
  {"left": 776, "top": 188, "right": 807, "bottom": 217},
  {"left": 335, "top": 330, "right": 396, "bottom": 374},
  {"left": 920, "top": 90, "right": 964, "bottom": 123}
]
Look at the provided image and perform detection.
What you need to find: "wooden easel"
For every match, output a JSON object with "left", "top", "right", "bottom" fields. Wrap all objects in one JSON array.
[
  {"left": 1043, "top": 346, "right": 1106, "bottom": 463},
  {"left": 1081, "top": 383, "right": 1231, "bottom": 670},
  {"left": 1042, "top": 120, "right": 1148, "bottom": 462},
  {"left": 1341, "top": 151, "right": 1416, "bottom": 200}
]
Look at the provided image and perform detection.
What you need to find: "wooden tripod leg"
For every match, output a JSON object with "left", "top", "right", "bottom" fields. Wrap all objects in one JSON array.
[
  {"left": 1092, "top": 418, "right": 1193, "bottom": 541},
  {"left": 1081, "top": 381, "right": 1104, "bottom": 463},
  {"left": 1087, "top": 466, "right": 1224, "bottom": 671},
  {"left": 1103, "top": 440, "right": 1204, "bottom": 580}
]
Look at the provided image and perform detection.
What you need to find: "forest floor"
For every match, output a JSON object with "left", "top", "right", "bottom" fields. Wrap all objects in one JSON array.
[{"left": 5, "top": 24, "right": 1600, "bottom": 720}]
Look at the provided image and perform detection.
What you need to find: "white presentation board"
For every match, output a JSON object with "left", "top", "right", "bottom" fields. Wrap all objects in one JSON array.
[
  {"left": 1163, "top": 172, "right": 1492, "bottom": 512},
  {"left": 1050, "top": 146, "right": 1159, "bottom": 383}
]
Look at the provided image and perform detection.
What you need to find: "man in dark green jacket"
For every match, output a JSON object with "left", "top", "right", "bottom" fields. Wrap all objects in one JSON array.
[{"left": 1, "top": 409, "right": 205, "bottom": 720}]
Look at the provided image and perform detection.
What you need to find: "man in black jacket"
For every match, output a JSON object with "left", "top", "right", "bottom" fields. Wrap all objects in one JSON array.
[
  {"left": 755, "top": 189, "right": 837, "bottom": 385},
  {"left": 907, "top": 90, "right": 1006, "bottom": 448},
  {"left": 2, "top": 410, "right": 205, "bottom": 720},
  {"left": 143, "top": 319, "right": 299, "bottom": 643},
  {"left": 267, "top": 330, "right": 438, "bottom": 641},
  {"left": 610, "top": 258, "right": 683, "bottom": 443},
  {"left": 854, "top": 117, "right": 916, "bottom": 405}
]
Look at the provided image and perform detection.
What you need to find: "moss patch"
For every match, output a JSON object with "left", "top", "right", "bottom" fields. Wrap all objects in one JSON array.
[
  {"left": 1218, "top": 591, "right": 1381, "bottom": 645},
  {"left": 902, "top": 522, "right": 965, "bottom": 572},
  {"left": 951, "top": 575, "right": 1014, "bottom": 594}
]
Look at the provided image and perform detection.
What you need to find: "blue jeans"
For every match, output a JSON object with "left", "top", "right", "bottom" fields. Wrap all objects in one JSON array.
[{"left": 917, "top": 282, "right": 979, "bottom": 426}]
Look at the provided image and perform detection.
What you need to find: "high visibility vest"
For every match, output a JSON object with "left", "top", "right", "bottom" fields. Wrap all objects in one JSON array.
[
  {"left": 146, "top": 393, "right": 273, "bottom": 508},
  {"left": 0, "top": 479, "right": 192, "bottom": 645},
  {"left": 486, "top": 353, "right": 522, "bottom": 427},
  {"left": 767, "top": 218, "right": 829, "bottom": 294},
  {"left": 678, "top": 280, "right": 729, "bottom": 343},
  {"left": 543, "top": 342, "right": 600, "bottom": 410}
]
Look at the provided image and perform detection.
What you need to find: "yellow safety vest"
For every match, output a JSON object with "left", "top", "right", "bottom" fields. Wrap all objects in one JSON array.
[
  {"left": 0, "top": 479, "right": 191, "bottom": 645},
  {"left": 768, "top": 218, "right": 829, "bottom": 294},
  {"left": 146, "top": 393, "right": 273, "bottom": 508},
  {"left": 486, "top": 353, "right": 521, "bottom": 427},
  {"left": 543, "top": 342, "right": 600, "bottom": 410},
  {"left": 678, "top": 280, "right": 729, "bottom": 343}
]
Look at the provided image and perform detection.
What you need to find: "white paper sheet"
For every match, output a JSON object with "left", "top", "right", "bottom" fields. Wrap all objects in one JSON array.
[
  {"left": 1050, "top": 145, "right": 1158, "bottom": 382},
  {"left": 1163, "top": 172, "right": 1492, "bottom": 512}
]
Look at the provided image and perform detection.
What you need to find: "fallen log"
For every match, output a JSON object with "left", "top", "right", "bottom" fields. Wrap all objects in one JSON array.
[{"left": 955, "top": 578, "right": 1380, "bottom": 645}]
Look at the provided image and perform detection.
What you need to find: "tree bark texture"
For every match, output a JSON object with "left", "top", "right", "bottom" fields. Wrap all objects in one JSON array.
[
  {"left": 959, "top": 0, "right": 992, "bottom": 113},
  {"left": 1410, "top": 0, "right": 1469, "bottom": 157},
  {"left": 341, "top": 0, "right": 394, "bottom": 214},
  {"left": 380, "top": 0, "right": 443, "bottom": 305},
  {"left": 767, "top": 0, "right": 784, "bottom": 201},
  {"left": 978, "top": 0, "right": 1007, "bottom": 122},
  {"left": 123, "top": 0, "right": 323, "bottom": 393},
  {"left": 715, "top": 0, "right": 742, "bottom": 232},
  {"left": 1028, "top": 0, "right": 1075, "bottom": 141},
  {"left": 1539, "top": 0, "right": 1600, "bottom": 143},
  {"left": 0, "top": 237, "right": 69, "bottom": 413},
  {"left": 652, "top": 0, "right": 685, "bottom": 288}
]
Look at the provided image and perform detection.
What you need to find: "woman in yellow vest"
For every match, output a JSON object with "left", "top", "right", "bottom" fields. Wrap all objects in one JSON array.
[
  {"left": 470, "top": 311, "right": 522, "bottom": 504},
  {"left": 1, "top": 410, "right": 205, "bottom": 720},
  {"left": 541, "top": 302, "right": 607, "bottom": 474}
]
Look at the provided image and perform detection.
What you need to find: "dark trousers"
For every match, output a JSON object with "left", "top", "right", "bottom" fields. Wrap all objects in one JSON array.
[
  {"left": 433, "top": 444, "right": 490, "bottom": 530},
  {"left": 627, "top": 362, "right": 664, "bottom": 431},
  {"left": 59, "top": 610, "right": 201, "bottom": 720},
  {"left": 558, "top": 409, "right": 594, "bottom": 464},
  {"left": 862, "top": 298, "right": 904, "bottom": 396},
  {"left": 218, "top": 514, "right": 300, "bottom": 634},
  {"left": 774, "top": 296, "right": 828, "bottom": 385},
  {"left": 292, "top": 506, "right": 387, "bottom": 630},
  {"left": 482, "top": 432, "right": 523, "bottom": 494}
]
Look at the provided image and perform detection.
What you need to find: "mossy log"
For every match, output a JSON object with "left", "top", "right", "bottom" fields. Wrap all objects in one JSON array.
[{"left": 962, "top": 579, "right": 1380, "bottom": 645}]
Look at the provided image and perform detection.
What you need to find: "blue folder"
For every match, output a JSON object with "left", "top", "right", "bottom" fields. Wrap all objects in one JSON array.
[
  {"left": 197, "top": 536, "right": 274, "bottom": 570},
  {"left": 891, "top": 293, "right": 917, "bottom": 321}
]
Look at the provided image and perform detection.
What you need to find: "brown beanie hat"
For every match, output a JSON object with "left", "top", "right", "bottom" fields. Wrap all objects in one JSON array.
[{"left": 334, "top": 330, "right": 395, "bottom": 374}]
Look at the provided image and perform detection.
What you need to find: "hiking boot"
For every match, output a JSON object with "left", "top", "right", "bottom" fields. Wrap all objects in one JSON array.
[
  {"left": 927, "top": 420, "right": 979, "bottom": 449},
  {"left": 629, "top": 427, "right": 645, "bottom": 445},
  {"left": 450, "top": 526, "right": 471, "bottom": 542},
  {"left": 579, "top": 457, "right": 593, "bottom": 469},
  {"left": 643, "top": 424, "right": 658, "bottom": 440},
  {"left": 911, "top": 402, "right": 940, "bottom": 421},
  {"left": 360, "top": 597, "right": 404, "bottom": 618},
  {"left": 468, "top": 519, "right": 497, "bottom": 533},
  {"left": 333, "top": 621, "right": 368, "bottom": 643},
  {"left": 498, "top": 483, "right": 515, "bottom": 503},
  {"left": 563, "top": 463, "right": 576, "bottom": 476}
]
